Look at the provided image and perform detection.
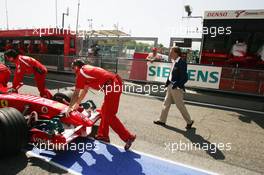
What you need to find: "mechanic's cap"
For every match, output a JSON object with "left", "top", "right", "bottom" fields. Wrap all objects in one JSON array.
[
  {"left": 71, "top": 59, "right": 85, "bottom": 69},
  {"left": 152, "top": 47, "right": 158, "bottom": 51}
]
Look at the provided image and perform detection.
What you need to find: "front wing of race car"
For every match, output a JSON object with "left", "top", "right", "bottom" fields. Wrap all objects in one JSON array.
[{"left": 29, "top": 108, "right": 101, "bottom": 150}]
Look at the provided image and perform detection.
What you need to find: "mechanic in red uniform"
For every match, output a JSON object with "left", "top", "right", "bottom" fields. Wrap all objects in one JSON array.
[
  {"left": 0, "top": 63, "right": 11, "bottom": 88},
  {"left": 4, "top": 49, "right": 52, "bottom": 98},
  {"left": 66, "top": 59, "right": 136, "bottom": 150}
]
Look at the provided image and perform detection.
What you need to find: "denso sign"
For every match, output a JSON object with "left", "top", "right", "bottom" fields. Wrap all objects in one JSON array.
[
  {"left": 207, "top": 12, "right": 228, "bottom": 17},
  {"left": 204, "top": 10, "right": 264, "bottom": 19}
]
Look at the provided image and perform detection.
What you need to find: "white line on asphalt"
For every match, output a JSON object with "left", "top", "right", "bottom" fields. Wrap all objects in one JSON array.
[
  {"left": 111, "top": 143, "right": 218, "bottom": 175},
  {"left": 186, "top": 100, "right": 264, "bottom": 115},
  {"left": 25, "top": 75, "right": 75, "bottom": 85},
  {"left": 24, "top": 76, "right": 97, "bottom": 94},
  {"left": 89, "top": 137, "right": 218, "bottom": 175},
  {"left": 123, "top": 92, "right": 264, "bottom": 115},
  {"left": 24, "top": 76, "right": 264, "bottom": 115}
]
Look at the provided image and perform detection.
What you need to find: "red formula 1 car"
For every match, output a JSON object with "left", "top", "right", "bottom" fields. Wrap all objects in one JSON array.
[{"left": 0, "top": 85, "right": 101, "bottom": 156}]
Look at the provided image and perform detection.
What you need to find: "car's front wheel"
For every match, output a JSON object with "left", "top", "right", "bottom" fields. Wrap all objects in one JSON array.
[{"left": 0, "top": 107, "right": 28, "bottom": 156}]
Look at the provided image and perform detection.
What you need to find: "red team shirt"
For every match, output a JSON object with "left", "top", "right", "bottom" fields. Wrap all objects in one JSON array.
[
  {"left": 75, "top": 65, "right": 117, "bottom": 90},
  {"left": 0, "top": 63, "right": 9, "bottom": 71},
  {"left": 13, "top": 55, "right": 47, "bottom": 88},
  {"left": 0, "top": 63, "right": 11, "bottom": 87}
]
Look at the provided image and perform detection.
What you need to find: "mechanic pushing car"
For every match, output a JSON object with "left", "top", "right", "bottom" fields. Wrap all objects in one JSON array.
[
  {"left": 4, "top": 49, "right": 52, "bottom": 98},
  {"left": 0, "top": 63, "right": 11, "bottom": 88},
  {"left": 66, "top": 59, "right": 136, "bottom": 150}
]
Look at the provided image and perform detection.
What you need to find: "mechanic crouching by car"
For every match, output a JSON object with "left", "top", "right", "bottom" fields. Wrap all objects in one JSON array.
[
  {"left": 4, "top": 49, "right": 52, "bottom": 98},
  {"left": 66, "top": 59, "right": 136, "bottom": 150},
  {"left": 0, "top": 63, "right": 11, "bottom": 88}
]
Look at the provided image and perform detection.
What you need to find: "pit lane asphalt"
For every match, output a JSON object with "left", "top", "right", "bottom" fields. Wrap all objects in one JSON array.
[{"left": 0, "top": 78, "right": 264, "bottom": 175}]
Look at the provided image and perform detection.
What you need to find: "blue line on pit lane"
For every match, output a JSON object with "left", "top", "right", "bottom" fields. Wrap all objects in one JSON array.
[{"left": 26, "top": 138, "right": 215, "bottom": 175}]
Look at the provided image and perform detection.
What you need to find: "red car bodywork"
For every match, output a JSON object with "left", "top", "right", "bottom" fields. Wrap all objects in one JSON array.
[{"left": 0, "top": 86, "right": 100, "bottom": 149}]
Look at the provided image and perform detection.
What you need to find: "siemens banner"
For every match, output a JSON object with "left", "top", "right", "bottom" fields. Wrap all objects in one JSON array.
[{"left": 147, "top": 62, "right": 222, "bottom": 89}]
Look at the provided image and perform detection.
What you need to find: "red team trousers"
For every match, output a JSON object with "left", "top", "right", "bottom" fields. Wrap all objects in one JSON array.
[{"left": 97, "top": 75, "right": 133, "bottom": 142}]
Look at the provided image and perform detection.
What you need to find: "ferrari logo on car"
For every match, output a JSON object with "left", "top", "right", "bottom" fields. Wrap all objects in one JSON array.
[{"left": 0, "top": 100, "right": 8, "bottom": 107}]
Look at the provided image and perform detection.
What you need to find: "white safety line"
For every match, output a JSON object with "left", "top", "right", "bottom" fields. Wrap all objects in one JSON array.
[
  {"left": 186, "top": 100, "right": 264, "bottom": 115},
  {"left": 24, "top": 75, "right": 75, "bottom": 85},
  {"left": 123, "top": 92, "right": 264, "bottom": 115},
  {"left": 24, "top": 76, "right": 97, "bottom": 95},
  {"left": 111, "top": 143, "right": 218, "bottom": 175},
  {"left": 82, "top": 138, "right": 218, "bottom": 175}
]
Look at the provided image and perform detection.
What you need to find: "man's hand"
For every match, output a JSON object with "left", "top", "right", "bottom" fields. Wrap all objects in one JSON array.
[
  {"left": 66, "top": 88, "right": 81, "bottom": 117},
  {"left": 66, "top": 107, "right": 74, "bottom": 117},
  {"left": 65, "top": 103, "right": 80, "bottom": 117},
  {"left": 73, "top": 103, "right": 80, "bottom": 110}
]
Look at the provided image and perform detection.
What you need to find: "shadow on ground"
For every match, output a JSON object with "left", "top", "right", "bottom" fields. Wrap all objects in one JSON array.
[
  {"left": 163, "top": 126, "right": 225, "bottom": 160},
  {"left": 238, "top": 112, "right": 264, "bottom": 129},
  {"left": 28, "top": 157, "right": 68, "bottom": 174},
  {"left": 0, "top": 152, "right": 28, "bottom": 174},
  {"left": 0, "top": 152, "right": 68, "bottom": 174}
]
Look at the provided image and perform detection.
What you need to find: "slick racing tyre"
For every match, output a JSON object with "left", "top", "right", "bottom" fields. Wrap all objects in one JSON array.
[
  {"left": 0, "top": 107, "right": 28, "bottom": 156},
  {"left": 52, "top": 90, "right": 73, "bottom": 104}
]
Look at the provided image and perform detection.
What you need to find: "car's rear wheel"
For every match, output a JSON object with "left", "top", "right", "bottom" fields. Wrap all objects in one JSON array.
[
  {"left": 52, "top": 90, "right": 73, "bottom": 104},
  {"left": 0, "top": 107, "right": 28, "bottom": 156}
]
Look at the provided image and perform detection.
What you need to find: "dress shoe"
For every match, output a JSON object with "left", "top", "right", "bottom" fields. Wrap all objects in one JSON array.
[
  {"left": 185, "top": 120, "right": 194, "bottom": 129},
  {"left": 124, "top": 135, "right": 136, "bottom": 151},
  {"left": 153, "top": 120, "right": 166, "bottom": 126}
]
